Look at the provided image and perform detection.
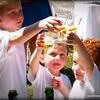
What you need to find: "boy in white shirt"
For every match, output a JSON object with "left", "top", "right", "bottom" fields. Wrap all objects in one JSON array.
[
  {"left": 0, "top": 0, "right": 62, "bottom": 99},
  {"left": 28, "top": 33, "right": 71, "bottom": 99},
  {"left": 65, "top": 32, "right": 100, "bottom": 99}
]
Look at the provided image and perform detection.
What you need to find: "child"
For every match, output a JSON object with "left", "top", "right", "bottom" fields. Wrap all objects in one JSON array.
[
  {"left": 64, "top": 32, "right": 100, "bottom": 99},
  {"left": 69, "top": 51, "right": 93, "bottom": 99},
  {"left": 0, "top": 0, "right": 62, "bottom": 99},
  {"left": 28, "top": 33, "right": 71, "bottom": 99}
]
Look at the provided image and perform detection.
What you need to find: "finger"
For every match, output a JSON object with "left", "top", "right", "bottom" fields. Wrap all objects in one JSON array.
[
  {"left": 52, "top": 82, "right": 60, "bottom": 89},
  {"left": 47, "top": 25, "right": 61, "bottom": 33},
  {"left": 53, "top": 18, "right": 62, "bottom": 25},
  {"left": 67, "top": 35, "right": 74, "bottom": 40},
  {"left": 66, "top": 40, "right": 74, "bottom": 45},
  {"left": 53, "top": 25, "right": 61, "bottom": 32},
  {"left": 37, "top": 33, "right": 44, "bottom": 39},
  {"left": 46, "top": 25, "right": 57, "bottom": 33},
  {"left": 36, "top": 40, "right": 44, "bottom": 46},
  {"left": 51, "top": 14, "right": 62, "bottom": 24},
  {"left": 64, "top": 32, "right": 74, "bottom": 37},
  {"left": 48, "top": 21, "right": 62, "bottom": 26},
  {"left": 49, "top": 16, "right": 62, "bottom": 25},
  {"left": 36, "top": 43, "right": 44, "bottom": 48}
]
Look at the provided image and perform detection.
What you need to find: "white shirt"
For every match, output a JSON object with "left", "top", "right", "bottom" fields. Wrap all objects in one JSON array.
[
  {"left": 0, "top": 28, "right": 27, "bottom": 99},
  {"left": 28, "top": 64, "right": 71, "bottom": 99},
  {"left": 90, "top": 64, "right": 100, "bottom": 98},
  {"left": 69, "top": 64, "right": 100, "bottom": 99}
]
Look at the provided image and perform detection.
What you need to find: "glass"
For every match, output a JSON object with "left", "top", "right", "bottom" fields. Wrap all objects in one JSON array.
[
  {"left": 43, "top": 19, "right": 78, "bottom": 51},
  {"left": 43, "top": 9, "right": 82, "bottom": 50},
  {"left": 44, "top": 31, "right": 56, "bottom": 48},
  {"left": 43, "top": 31, "right": 55, "bottom": 53}
]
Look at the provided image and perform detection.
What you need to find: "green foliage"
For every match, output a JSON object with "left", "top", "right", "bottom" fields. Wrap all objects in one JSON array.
[
  {"left": 45, "top": 87, "right": 54, "bottom": 99},
  {"left": 27, "top": 85, "right": 33, "bottom": 100},
  {"left": 65, "top": 45, "right": 73, "bottom": 68},
  {"left": 65, "top": 52, "right": 73, "bottom": 68},
  {"left": 68, "top": 45, "right": 74, "bottom": 53}
]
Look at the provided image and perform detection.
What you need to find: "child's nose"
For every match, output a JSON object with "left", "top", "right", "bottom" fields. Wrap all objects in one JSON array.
[
  {"left": 55, "top": 55, "right": 60, "bottom": 60},
  {"left": 16, "top": 12, "right": 23, "bottom": 19}
]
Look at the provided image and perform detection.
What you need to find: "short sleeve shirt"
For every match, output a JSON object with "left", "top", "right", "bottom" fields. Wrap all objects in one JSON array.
[{"left": 28, "top": 64, "right": 71, "bottom": 99}]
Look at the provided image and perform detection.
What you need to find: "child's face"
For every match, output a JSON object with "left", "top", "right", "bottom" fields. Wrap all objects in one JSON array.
[
  {"left": 0, "top": 2, "right": 23, "bottom": 31},
  {"left": 72, "top": 51, "right": 85, "bottom": 80},
  {"left": 44, "top": 44, "right": 67, "bottom": 72}
]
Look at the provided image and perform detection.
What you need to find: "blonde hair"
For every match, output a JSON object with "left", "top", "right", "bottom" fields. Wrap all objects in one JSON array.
[
  {"left": 52, "top": 42, "right": 69, "bottom": 55},
  {"left": 40, "top": 42, "right": 69, "bottom": 65},
  {"left": 0, "top": 0, "right": 20, "bottom": 14},
  {"left": 0, "top": 0, "right": 20, "bottom": 5},
  {"left": 44, "top": 41, "right": 69, "bottom": 55}
]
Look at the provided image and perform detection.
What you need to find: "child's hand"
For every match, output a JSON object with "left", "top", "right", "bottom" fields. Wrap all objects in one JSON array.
[
  {"left": 52, "top": 77, "right": 60, "bottom": 90},
  {"left": 36, "top": 33, "right": 44, "bottom": 49},
  {"left": 64, "top": 32, "right": 81, "bottom": 46},
  {"left": 39, "top": 16, "right": 62, "bottom": 33},
  {"left": 52, "top": 77, "right": 64, "bottom": 91},
  {"left": 52, "top": 77, "right": 69, "bottom": 97}
]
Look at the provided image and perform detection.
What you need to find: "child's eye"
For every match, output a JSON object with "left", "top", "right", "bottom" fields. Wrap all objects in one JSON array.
[
  {"left": 60, "top": 53, "right": 66, "bottom": 58},
  {"left": 7, "top": 10, "right": 17, "bottom": 16},
  {"left": 50, "top": 53, "right": 57, "bottom": 57}
]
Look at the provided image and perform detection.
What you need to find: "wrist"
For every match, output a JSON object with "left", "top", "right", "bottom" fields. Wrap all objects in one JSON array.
[
  {"left": 59, "top": 85, "right": 69, "bottom": 98},
  {"left": 74, "top": 39, "right": 83, "bottom": 49},
  {"left": 38, "top": 20, "right": 46, "bottom": 30},
  {"left": 36, "top": 47, "right": 43, "bottom": 53},
  {"left": 32, "top": 21, "right": 43, "bottom": 31}
]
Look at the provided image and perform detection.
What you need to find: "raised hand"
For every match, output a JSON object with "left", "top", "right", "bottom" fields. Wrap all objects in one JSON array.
[
  {"left": 52, "top": 77, "right": 60, "bottom": 90},
  {"left": 36, "top": 33, "right": 44, "bottom": 49},
  {"left": 39, "top": 16, "right": 62, "bottom": 33},
  {"left": 52, "top": 77, "right": 70, "bottom": 97},
  {"left": 64, "top": 32, "right": 81, "bottom": 46}
]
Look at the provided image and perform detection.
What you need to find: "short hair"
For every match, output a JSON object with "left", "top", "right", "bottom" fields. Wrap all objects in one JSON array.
[
  {"left": 0, "top": 0, "right": 20, "bottom": 5},
  {"left": 44, "top": 41, "right": 69, "bottom": 56},
  {"left": 52, "top": 42, "right": 69, "bottom": 55},
  {"left": 83, "top": 38, "right": 100, "bottom": 67},
  {"left": 0, "top": 0, "right": 20, "bottom": 14}
]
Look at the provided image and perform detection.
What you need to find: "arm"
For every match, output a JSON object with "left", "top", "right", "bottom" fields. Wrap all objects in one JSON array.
[
  {"left": 75, "top": 37, "right": 93, "bottom": 79},
  {"left": 29, "top": 48, "right": 42, "bottom": 77},
  {"left": 65, "top": 33, "right": 94, "bottom": 79},
  {"left": 8, "top": 16, "right": 62, "bottom": 48},
  {"left": 29, "top": 33, "right": 44, "bottom": 77},
  {"left": 59, "top": 81, "right": 70, "bottom": 98}
]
